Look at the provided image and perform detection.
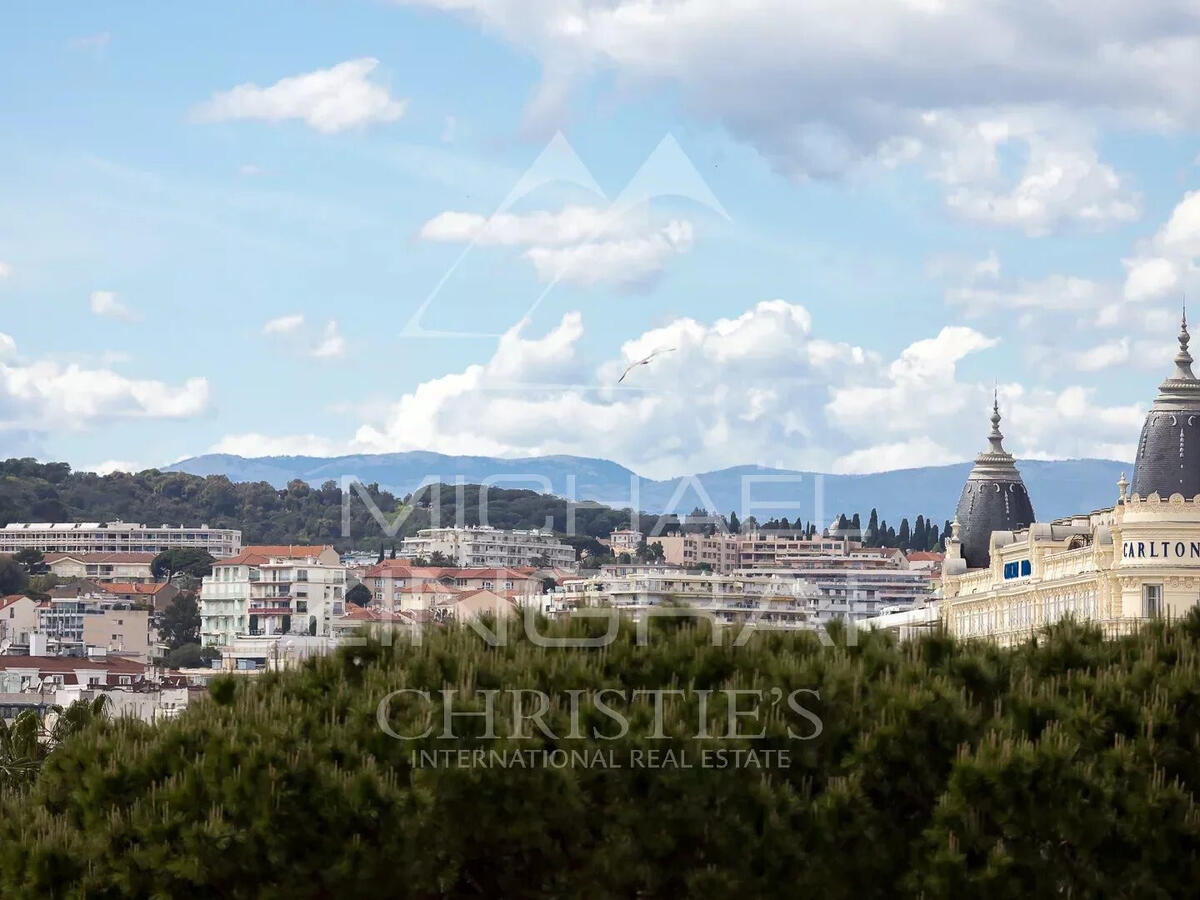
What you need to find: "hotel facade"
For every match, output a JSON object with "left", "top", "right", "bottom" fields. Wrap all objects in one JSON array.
[{"left": 942, "top": 314, "right": 1200, "bottom": 643}]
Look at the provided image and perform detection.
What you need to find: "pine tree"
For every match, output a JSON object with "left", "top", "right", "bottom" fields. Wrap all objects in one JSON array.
[
  {"left": 866, "top": 508, "right": 879, "bottom": 546},
  {"left": 728, "top": 511, "right": 741, "bottom": 533}
]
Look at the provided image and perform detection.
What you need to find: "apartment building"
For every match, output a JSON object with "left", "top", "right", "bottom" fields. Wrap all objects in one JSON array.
[
  {"left": 0, "top": 595, "right": 38, "bottom": 648},
  {"left": 37, "top": 583, "right": 154, "bottom": 661},
  {"left": 608, "top": 529, "right": 644, "bottom": 556},
  {"left": 364, "top": 561, "right": 545, "bottom": 612},
  {"left": 199, "top": 546, "right": 347, "bottom": 648},
  {"left": 553, "top": 569, "right": 816, "bottom": 630},
  {"left": 0, "top": 522, "right": 241, "bottom": 558},
  {"left": 401, "top": 526, "right": 575, "bottom": 569},
  {"left": 734, "top": 558, "right": 930, "bottom": 624},
  {"left": 0, "top": 656, "right": 188, "bottom": 723},
  {"left": 45, "top": 552, "right": 157, "bottom": 583},
  {"left": 737, "top": 531, "right": 865, "bottom": 568},
  {"left": 645, "top": 532, "right": 741, "bottom": 572}
]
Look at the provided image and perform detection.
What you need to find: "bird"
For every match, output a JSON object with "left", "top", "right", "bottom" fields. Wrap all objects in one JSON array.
[{"left": 617, "top": 347, "right": 676, "bottom": 384}]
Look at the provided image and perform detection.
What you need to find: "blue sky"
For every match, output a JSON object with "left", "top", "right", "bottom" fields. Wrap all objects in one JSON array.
[{"left": 2, "top": 1, "right": 1200, "bottom": 477}]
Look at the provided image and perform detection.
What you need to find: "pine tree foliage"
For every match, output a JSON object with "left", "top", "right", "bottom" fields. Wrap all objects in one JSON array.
[{"left": 5, "top": 618, "right": 1200, "bottom": 896}]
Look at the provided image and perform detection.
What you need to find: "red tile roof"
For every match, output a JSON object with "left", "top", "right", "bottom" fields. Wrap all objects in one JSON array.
[
  {"left": 365, "top": 564, "right": 540, "bottom": 580},
  {"left": 0, "top": 594, "right": 30, "bottom": 611},
  {"left": 0, "top": 655, "right": 148, "bottom": 673},
  {"left": 906, "top": 551, "right": 946, "bottom": 562},
  {"left": 217, "top": 545, "right": 334, "bottom": 566},
  {"left": 96, "top": 581, "right": 174, "bottom": 595},
  {"left": 44, "top": 552, "right": 157, "bottom": 564}
]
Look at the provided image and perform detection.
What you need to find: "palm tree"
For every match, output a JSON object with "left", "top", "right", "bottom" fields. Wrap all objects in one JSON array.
[{"left": 0, "top": 695, "right": 107, "bottom": 790}]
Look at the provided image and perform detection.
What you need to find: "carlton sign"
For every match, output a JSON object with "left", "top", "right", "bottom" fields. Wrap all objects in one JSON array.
[{"left": 1122, "top": 538, "right": 1200, "bottom": 563}]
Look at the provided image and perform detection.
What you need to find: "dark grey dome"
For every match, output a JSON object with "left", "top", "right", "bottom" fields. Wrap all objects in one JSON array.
[
  {"left": 1130, "top": 312, "right": 1200, "bottom": 499},
  {"left": 953, "top": 398, "right": 1035, "bottom": 569}
]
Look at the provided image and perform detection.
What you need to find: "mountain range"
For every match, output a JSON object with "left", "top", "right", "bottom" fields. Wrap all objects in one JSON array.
[{"left": 164, "top": 452, "right": 1132, "bottom": 526}]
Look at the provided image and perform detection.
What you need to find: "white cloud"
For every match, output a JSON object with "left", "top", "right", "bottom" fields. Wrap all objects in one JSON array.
[
  {"left": 89, "top": 290, "right": 139, "bottom": 322},
  {"left": 826, "top": 326, "right": 998, "bottom": 436},
  {"left": 262, "top": 314, "right": 346, "bottom": 359},
  {"left": 0, "top": 262, "right": 10, "bottom": 280},
  {"left": 832, "top": 437, "right": 960, "bottom": 475},
  {"left": 263, "top": 314, "right": 306, "bottom": 335},
  {"left": 312, "top": 320, "right": 346, "bottom": 359},
  {"left": 398, "top": 0, "right": 1194, "bottom": 231},
  {"left": 1074, "top": 339, "right": 1130, "bottom": 372},
  {"left": 86, "top": 460, "right": 144, "bottom": 476},
  {"left": 1121, "top": 190, "right": 1200, "bottom": 302},
  {"left": 421, "top": 206, "right": 630, "bottom": 246},
  {"left": 0, "top": 335, "right": 209, "bottom": 428},
  {"left": 210, "top": 433, "right": 344, "bottom": 458},
  {"left": 193, "top": 58, "right": 407, "bottom": 133},
  {"left": 526, "top": 221, "right": 693, "bottom": 288},
  {"left": 941, "top": 138, "right": 1139, "bottom": 236},
  {"left": 220, "top": 298, "right": 1142, "bottom": 473},
  {"left": 420, "top": 205, "right": 695, "bottom": 289}
]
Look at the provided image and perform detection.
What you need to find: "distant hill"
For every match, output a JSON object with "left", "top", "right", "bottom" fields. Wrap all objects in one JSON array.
[{"left": 164, "top": 452, "right": 1131, "bottom": 525}]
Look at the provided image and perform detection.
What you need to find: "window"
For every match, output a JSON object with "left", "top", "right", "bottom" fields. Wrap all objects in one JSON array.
[{"left": 1143, "top": 584, "right": 1163, "bottom": 618}]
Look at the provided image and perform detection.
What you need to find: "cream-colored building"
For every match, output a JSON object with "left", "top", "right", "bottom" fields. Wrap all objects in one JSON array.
[
  {"left": 199, "top": 545, "right": 347, "bottom": 648},
  {"left": 649, "top": 533, "right": 741, "bottom": 572},
  {"left": 401, "top": 526, "right": 575, "bottom": 569},
  {"left": 0, "top": 595, "right": 38, "bottom": 648},
  {"left": 552, "top": 569, "right": 817, "bottom": 630},
  {"left": 0, "top": 522, "right": 241, "bottom": 557},
  {"left": 45, "top": 552, "right": 157, "bottom": 583},
  {"left": 941, "top": 315, "right": 1200, "bottom": 642}
]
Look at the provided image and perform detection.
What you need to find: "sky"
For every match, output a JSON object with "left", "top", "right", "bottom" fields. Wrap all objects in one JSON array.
[{"left": 3, "top": 1, "right": 1200, "bottom": 479}]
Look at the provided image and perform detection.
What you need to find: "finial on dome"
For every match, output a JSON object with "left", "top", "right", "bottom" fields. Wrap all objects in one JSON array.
[
  {"left": 987, "top": 393, "right": 1006, "bottom": 454},
  {"left": 1175, "top": 302, "right": 1196, "bottom": 380}
]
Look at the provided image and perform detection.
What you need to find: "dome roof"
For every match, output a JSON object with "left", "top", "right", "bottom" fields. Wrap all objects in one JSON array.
[
  {"left": 1130, "top": 311, "right": 1200, "bottom": 499},
  {"left": 953, "top": 397, "right": 1035, "bottom": 569}
]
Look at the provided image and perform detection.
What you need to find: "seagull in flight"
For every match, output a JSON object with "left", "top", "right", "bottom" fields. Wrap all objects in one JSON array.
[{"left": 617, "top": 347, "right": 676, "bottom": 384}]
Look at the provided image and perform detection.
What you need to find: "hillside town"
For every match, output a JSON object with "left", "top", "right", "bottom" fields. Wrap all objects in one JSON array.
[{"left": 0, "top": 514, "right": 945, "bottom": 720}]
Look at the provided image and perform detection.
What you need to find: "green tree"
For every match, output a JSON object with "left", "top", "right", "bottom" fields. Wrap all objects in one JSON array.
[
  {"left": 164, "top": 643, "right": 219, "bottom": 669},
  {"left": 0, "top": 696, "right": 107, "bottom": 791},
  {"left": 158, "top": 592, "right": 200, "bottom": 650},
  {"left": 0, "top": 556, "right": 29, "bottom": 596},
  {"left": 13, "top": 549, "right": 46, "bottom": 575},
  {"left": 345, "top": 583, "right": 372, "bottom": 607},
  {"left": 151, "top": 548, "right": 215, "bottom": 581}
]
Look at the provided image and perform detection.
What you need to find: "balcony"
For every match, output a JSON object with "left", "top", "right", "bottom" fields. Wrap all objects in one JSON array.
[{"left": 248, "top": 602, "right": 294, "bottom": 614}]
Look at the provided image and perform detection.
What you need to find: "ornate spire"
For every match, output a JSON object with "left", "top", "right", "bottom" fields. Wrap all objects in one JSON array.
[
  {"left": 1175, "top": 303, "right": 1195, "bottom": 381},
  {"left": 986, "top": 391, "right": 1006, "bottom": 455}
]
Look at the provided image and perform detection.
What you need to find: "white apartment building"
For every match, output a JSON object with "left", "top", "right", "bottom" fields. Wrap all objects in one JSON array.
[
  {"left": 401, "top": 526, "right": 575, "bottom": 569},
  {"left": 45, "top": 552, "right": 157, "bottom": 583},
  {"left": 199, "top": 546, "right": 347, "bottom": 648},
  {"left": 0, "top": 522, "right": 241, "bottom": 558},
  {"left": 608, "top": 529, "right": 644, "bottom": 556},
  {"left": 552, "top": 570, "right": 818, "bottom": 631}
]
